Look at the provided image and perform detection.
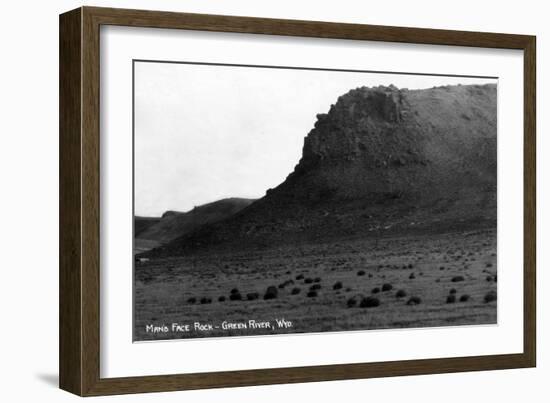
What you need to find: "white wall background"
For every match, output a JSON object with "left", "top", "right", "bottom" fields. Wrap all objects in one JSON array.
[{"left": 0, "top": 0, "right": 546, "bottom": 401}]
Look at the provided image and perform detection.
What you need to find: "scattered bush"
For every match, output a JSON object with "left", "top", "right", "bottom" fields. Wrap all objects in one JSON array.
[
  {"left": 291, "top": 287, "right": 301, "bottom": 295},
  {"left": 484, "top": 290, "right": 497, "bottom": 303},
  {"left": 371, "top": 287, "right": 381, "bottom": 294},
  {"left": 313, "top": 277, "right": 321, "bottom": 283},
  {"left": 200, "top": 297, "right": 212, "bottom": 304},
  {"left": 187, "top": 297, "right": 197, "bottom": 304},
  {"left": 486, "top": 263, "right": 493, "bottom": 268},
  {"left": 360, "top": 296, "right": 380, "bottom": 308},
  {"left": 451, "top": 276, "right": 465, "bottom": 282},
  {"left": 333, "top": 281, "right": 343, "bottom": 290},
  {"left": 218, "top": 296, "right": 226, "bottom": 302},
  {"left": 486, "top": 275, "right": 493, "bottom": 282},
  {"left": 446, "top": 295, "right": 456, "bottom": 304},
  {"left": 450, "top": 288, "right": 457, "bottom": 294},
  {"left": 264, "top": 286, "right": 278, "bottom": 300},
  {"left": 230, "top": 288, "right": 239, "bottom": 295},
  {"left": 309, "top": 283, "right": 321, "bottom": 290},
  {"left": 407, "top": 296, "right": 422, "bottom": 305},
  {"left": 307, "top": 290, "right": 318, "bottom": 298},
  {"left": 304, "top": 278, "right": 314, "bottom": 284},
  {"left": 396, "top": 289, "right": 407, "bottom": 298},
  {"left": 459, "top": 294, "right": 470, "bottom": 302},
  {"left": 296, "top": 274, "right": 304, "bottom": 280},
  {"left": 382, "top": 283, "right": 393, "bottom": 292},
  {"left": 246, "top": 292, "right": 260, "bottom": 301},
  {"left": 409, "top": 273, "right": 416, "bottom": 280},
  {"left": 347, "top": 297, "right": 358, "bottom": 308},
  {"left": 408, "top": 263, "right": 414, "bottom": 269},
  {"left": 229, "top": 292, "right": 242, "bottom": 301},
  {"left": 357, "top": 270, "right": 366, "bottom": 276}
]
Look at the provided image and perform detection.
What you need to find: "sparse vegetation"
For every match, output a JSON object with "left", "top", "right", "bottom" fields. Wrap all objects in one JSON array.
[
  {"left": 360, "top": 296, "right": 380, "bottom": 308},
  {"left": 264, "top": 286, "right": 278, "bottom": 300},
  {"left": 382, "top": 283, "right": 393, "bottom": 292},
  {"left": 407, "top": 296, "right": 422, "bottom": 305},
  {"left": 246, "top": 292, "right": 260, "bottom": 301},
  {"left": 459, "top": 294, "right": 470, "bottom": 302},
  {"left": 229, "top": 292, "right": 242, "bottom": 301},
  {"left": 135, "top": 229, "right": 497, "bottom": 340},
  {"left": 484, "top": 290, "right": 497, "bottom": 303},
  {"left": 346, "top": 297, "right": 358, "bottom": 308}
]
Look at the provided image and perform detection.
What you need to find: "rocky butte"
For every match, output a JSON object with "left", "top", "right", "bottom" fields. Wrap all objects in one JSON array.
[{"left": 144, "top": 83, "right": 497, "bottom": 257}]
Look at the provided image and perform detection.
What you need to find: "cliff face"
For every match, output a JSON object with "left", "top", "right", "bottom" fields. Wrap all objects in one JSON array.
[
  {"left": 280, "top": 83, "right": 496, "bottom": 203},
  {"left": 145, "top": 84, "right": 497, "bottom": 256}
]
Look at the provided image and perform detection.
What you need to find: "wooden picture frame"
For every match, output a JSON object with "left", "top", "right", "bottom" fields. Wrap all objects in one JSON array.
[{"left": 59, "top": 6, "right": 536, "bottom": 396}]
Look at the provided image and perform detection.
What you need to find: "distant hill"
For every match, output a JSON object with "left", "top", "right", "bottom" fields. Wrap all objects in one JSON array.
[
  {"left": 145, "top": 84, "right": 497, "bottom": 257},
  {"left": 135, "top": 198, "right": 256, "bottom": 245}
]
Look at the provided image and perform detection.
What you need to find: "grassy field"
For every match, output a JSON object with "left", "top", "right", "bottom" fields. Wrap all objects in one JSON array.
[{"left": 134, "top": 228, "right": 497, "bottom": 341}]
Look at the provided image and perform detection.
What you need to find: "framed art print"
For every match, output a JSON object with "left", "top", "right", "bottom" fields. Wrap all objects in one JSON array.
[{"left": 59, "top": 6, "right": 536, "bottom": 396}]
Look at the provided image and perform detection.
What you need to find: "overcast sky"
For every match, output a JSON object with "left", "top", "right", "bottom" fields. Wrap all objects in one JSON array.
[{"left": 134, "top": 61, "right": 496, "bottom": 217}]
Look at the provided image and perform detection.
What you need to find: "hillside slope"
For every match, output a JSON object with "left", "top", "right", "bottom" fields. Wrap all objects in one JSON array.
[{"left": 135, "top": 197, "right": 256, "bottom": 244}]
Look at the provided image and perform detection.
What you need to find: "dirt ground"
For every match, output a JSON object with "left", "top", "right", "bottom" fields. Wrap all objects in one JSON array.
[{"left": 134, "top": 228, "right": 497, "bottom": 341}]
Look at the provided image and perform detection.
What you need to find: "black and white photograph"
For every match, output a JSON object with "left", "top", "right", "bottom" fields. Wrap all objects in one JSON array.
[{"left": 133, "top": 61, "right": 498, "bottom": 341}]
